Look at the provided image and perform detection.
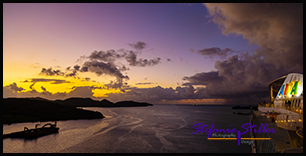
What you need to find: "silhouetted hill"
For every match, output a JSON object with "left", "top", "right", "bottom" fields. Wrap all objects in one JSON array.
[
  {"left": 54, "top": 97, "right": 153, "bottom": 107},
  {"left": 115, "top": 101, "right": 153, "bottom": 107},
  {"left": 100, "top": 99, "right": 115, "bottom": 106},
  {"left": 3, "top": 98, "right": 104, "bottom": 124},
  {"left": 3, "top": 97, "right": 153, "bottom": 124},
  {"left": 27, "top": 97, "right": 50, "bottom": 101},
  {"left": 55, "top": 97, "right": 104, "bottom": 107}
]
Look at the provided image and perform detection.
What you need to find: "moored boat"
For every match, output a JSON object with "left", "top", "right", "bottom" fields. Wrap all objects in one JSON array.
[{"left": 3, "top": 121, "right": 59, "bottom": 139}]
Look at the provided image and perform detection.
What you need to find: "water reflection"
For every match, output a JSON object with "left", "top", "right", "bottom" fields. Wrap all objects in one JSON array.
[{"left": 4, "top": 106, "right": 251, "bottom": 153}]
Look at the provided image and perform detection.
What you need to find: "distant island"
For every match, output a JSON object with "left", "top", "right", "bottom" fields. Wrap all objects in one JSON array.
[
  {"left": 54, "top": 97, "right": 153, "bottom": 107},
  {"left": 3, "top": 97, "right": 153, "bottom": 124}
]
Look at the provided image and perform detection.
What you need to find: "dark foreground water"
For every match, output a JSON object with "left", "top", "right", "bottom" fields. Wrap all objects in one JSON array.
[{"left": 3, "top": 105, "right": 252, "bottom": 153}]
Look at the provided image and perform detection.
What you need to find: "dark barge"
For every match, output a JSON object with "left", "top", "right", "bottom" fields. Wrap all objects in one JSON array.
[{"left": 3, "top": 122, "right": 59, "bottom": 139}]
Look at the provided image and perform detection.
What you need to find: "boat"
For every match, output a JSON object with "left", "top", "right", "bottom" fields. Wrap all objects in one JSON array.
[
  {"left": 3, "top": 121, "right": 59, "bottom": 139},
  {"left": 250, "top": 73, "right": 303, "bottom": 153}
]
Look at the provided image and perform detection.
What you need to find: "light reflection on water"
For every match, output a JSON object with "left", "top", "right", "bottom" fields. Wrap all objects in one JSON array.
[
  {"left": 3, "top": 119, "right": 106, "bottom": 153},
  {"left": 3, "top": 105, "right": 252, "bottom": 153}
]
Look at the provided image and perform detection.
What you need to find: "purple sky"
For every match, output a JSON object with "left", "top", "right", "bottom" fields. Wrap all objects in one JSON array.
[{"left": 3, "top": 3, "right": 303, "bottom": 105}]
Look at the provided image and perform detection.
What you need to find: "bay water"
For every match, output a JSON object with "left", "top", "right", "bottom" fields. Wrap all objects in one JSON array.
[{"left": 3, "top": 104, "right": 252, "bottom": 153}]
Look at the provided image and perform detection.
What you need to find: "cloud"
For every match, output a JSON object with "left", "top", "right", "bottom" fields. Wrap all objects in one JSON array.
[
  {"left": 175, "top": 84, "right": 196, "bottom": 99},
  {"left": 129, "top": 41, "right": 147, "bottom": 51},
  {"left": 29, "top": 82, "right": 36, "bottom": 90},
  {"left": 79, "top": 60, "right": 129, "bottom": 89},
  {"left": 183, "top": 54, "right": 293, "bottom": 104},
  {"left": 3, "top": 86, "right": 18, "bottom": 97},
  {"left": 68, "top": 86, "right": 94, "bottom": 98},
  {"left": 76, "top": 55, "right": 87, "bottom": 64},
  {"left": 41, "top": 86, "right": 47, "bottom": 92},
  {"left": 73, "top": 65, "right": 81, "bottom": 71},
  {"left": 104, "top": 80, "right": 126, "bottom": 89},
  {"left": 8, "top": 82, "right": 25, "bottom": 92},
  {"left": 175, "top": 3, "right": 303, "bottom": 104},
  {"left": 37, "top": 41, "right": 161, "bottom": 90},
  {"left": 39, "top": 61, "right": 130, "bottom": 89},
  {"left": 80, "top": 61, "right": 129, "bottom": 79},
  {"left": 65, "top": 70, "right": 78, "bottom": 78},
  {"left": 191, "top": 47, "right": 234, "bottom": 59},
  {"left": 106, "top": 85, "right": 176, "bottom": 103},
  {"left": 88, "top": 49, "right": 127, "bottom": 63},
  {"left": 135, "top": 82, "right": 155, "bottom": 85},
  {"left": 40, "top": 67, "right": 65, "bottom": 76},
  {"left": 183, "top": 71, "right": 223, "bottom": 86},
  {"left": 24, "top": 78, "right": 70, "bottom": 93},
  {"left": 87, "top": 46, "right": 162, "bottom": 69},
  {"left": 31, "top": 63, "right": 42, "bottom": 69},
  {"left": 23, "top": 78, "right": 70, "bottom": 84},
  {"left": 106, "top": 84, "right": 207, "bottom": 103},
  {"left": 3, "top": 83, "right": 98, "bottom": 100},
  {"left": 203, "top": 3, "right": 303, "bottom": 71},
  {"left": 125, "top": 51, "right": 161, "bottom": 67},
  {"left": 39, "top": 67, "right": 79, "bottom": 78}
]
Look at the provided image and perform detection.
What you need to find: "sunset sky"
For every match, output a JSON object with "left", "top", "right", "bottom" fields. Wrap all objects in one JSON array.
[{"left": 3, "top": 3, "right": 303, "bottom": 105}]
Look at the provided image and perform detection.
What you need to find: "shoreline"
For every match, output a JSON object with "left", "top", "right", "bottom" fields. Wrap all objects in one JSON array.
[
  {"left": 3, "top": 98, "right": 104, "bottom": 125},
  {"left": 3, "top": 109, "right": 105, "bottom": 125},
  {"left": 3, "top": 97, "right": 153, "bottom": 125}
]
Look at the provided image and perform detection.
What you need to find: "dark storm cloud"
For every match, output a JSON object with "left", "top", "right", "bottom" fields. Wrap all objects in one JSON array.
[
  {"left": 183, "top": 71, "right": 223, "bottom": 86},
  {"left": 184, "top": 54, "right": 286, "bottom": 103},
  {"left": 106, "top": 84, "right": 208, "bottom": 103},
  {"left": 129, "top": 41, "right": 147, "bottom": 51},
  {"left": 204, "top": 3, "right": 303, "bottom": 71},
  {"left": 106, "top": 85, "right": 177, "bottom": 102},
  {"left": 9, "top": 82, "right": 25, "bottom": 92},
  {"left": 179, "top": 3, "right": 303, "bottom": 104},
  {"left": 191, "top": 47, "right": 234, "bottom": 59},
  {"left": 175, "top": 83, "right": 196, "bottom": 99}
]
